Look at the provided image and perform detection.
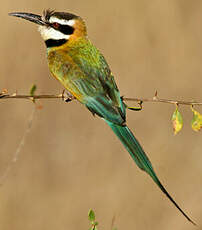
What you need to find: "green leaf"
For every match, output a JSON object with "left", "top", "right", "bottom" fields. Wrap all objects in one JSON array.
[
  {"left": 172, "top": 106, "right": 183, "bottom": 135},
  {"left": 191, "top": 107, "right": 202, "bottom": 131},
  {"left": 30, "top": 84, "right": 37, "bottom": 96},
  {"left": 88, "top": 209, "right": 95, "bottom": 221}
]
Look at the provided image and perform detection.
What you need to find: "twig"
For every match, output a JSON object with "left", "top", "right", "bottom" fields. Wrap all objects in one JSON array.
[
  {"left": 0, "top": 107, "right": 36, "bottom": 186},
  {"left": 124, "top": 97, "right": 202, "bottom": 106},
  {"left": 0, "top": 91, "right": 202, "bottom": 106},
  {"left": 0, "top": 93, "right": 64, "bottom": 100}
]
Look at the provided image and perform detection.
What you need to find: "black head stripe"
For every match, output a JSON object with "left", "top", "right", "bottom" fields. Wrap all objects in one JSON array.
[
  {"left": 43, "top": 10, "right": 78, "bottom": 21},
  {"left": 45, "top": 39, "right": 67, "bottom": 48},
  {"left": 53, "top": 12, "right": 78, "bottom": 20}
]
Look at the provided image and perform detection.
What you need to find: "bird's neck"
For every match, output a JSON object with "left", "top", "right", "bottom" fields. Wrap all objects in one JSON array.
[{"left": 46, "top": 36, "right": 89, "bottom": 52}]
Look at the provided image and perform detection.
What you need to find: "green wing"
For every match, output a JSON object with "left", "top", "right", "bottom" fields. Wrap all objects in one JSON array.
[{"left": 66, "top": 40, "right": 126, "bottom": 125}]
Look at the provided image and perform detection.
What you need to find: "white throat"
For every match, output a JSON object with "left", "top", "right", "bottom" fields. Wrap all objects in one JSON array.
[{"left": 38, "top": 26, "right": 70, "bottom": 40}]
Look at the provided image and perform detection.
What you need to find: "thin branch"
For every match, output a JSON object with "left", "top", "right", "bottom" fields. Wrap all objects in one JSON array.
[
  {"left": 124, "top": 97, "right": 202, "bottom": 106},
  {"left": 0, "top": 93, "right": 64, "bottom": 100},
  {"left": 0, "top": 107, "right": 36, "bottom": 186},
  {"left": 0, "top": 91, "right": 202, "bottom": 106}
]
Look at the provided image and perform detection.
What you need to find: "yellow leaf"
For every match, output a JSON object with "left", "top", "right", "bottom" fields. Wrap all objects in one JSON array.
[
  {"left": 172, "top": 107, "right": 183, "bottom": 135},
  {"left": 191, "top": 107, "right": 202, "bottom": 131}
]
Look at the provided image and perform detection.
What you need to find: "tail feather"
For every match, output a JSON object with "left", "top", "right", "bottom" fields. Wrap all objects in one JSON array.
[{"left": 105, "top": 120, "right": 196, "bottom": 225}]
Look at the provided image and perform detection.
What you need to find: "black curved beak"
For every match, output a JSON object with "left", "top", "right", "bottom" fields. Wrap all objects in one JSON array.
[{"left": 9, "top": 12, "right": 46, "bottom": 26}]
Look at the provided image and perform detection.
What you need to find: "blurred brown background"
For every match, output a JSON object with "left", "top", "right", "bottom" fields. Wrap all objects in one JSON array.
[{"left": 0, "top": 0, "right": 202, "bottom": 229}]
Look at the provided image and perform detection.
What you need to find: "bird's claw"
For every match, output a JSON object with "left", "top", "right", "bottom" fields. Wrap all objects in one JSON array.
[{"left": 62, "top": 90, "right": 76, "bottom": 103}]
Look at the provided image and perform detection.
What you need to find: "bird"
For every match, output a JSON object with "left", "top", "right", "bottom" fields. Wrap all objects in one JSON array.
[{"left": 9, "top": 10, "right": 195, "bottom": 225}]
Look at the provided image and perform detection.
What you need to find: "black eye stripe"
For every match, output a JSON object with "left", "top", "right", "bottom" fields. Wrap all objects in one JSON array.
[
  {"left": 52, "top": 23, "right": 74, "bottom": 35},
  {"left": 59, "top": 24, "right": 74, "bottom": 35}
]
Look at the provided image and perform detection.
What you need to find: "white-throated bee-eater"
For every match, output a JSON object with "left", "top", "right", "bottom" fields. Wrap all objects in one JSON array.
[{"left": 9, "top": 10, "right": 195, "bottom": 225}]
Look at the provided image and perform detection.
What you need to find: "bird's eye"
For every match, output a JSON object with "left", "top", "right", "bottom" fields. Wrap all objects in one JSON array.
[{"left": 52, "top": 22, "right": 59, "bottom": 29}]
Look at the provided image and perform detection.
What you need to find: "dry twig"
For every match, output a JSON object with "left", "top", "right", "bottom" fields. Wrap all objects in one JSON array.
[
  {"left": 0, "top": 90, "right": 202, "bottom": 106},
  {"left": 0, "top": 107, "right": 36, "bottom": 186}
]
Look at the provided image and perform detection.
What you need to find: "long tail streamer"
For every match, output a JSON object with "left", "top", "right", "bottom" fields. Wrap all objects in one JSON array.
[{"left": 105, "top": 120, "right": 196, "bottom": 225}]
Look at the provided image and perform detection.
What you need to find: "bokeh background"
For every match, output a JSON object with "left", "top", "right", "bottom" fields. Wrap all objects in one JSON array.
[{"left": 0, "top": 1, "right": 202, "bottom": 229}]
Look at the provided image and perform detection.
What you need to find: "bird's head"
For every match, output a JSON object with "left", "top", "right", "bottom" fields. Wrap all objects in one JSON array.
[{"left": 9, "top": 10, "right": 87, "bottom": 47}]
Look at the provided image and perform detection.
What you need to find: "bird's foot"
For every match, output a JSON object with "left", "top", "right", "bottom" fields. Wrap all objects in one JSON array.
[{"left": 62, "top": 90, "right": 76, "bottom": 103}]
